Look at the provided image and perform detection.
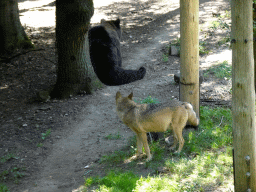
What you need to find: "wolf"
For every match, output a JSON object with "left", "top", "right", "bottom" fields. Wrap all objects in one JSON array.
[{"left": 115, "top": 91, "right": 199, "bottom": 161}]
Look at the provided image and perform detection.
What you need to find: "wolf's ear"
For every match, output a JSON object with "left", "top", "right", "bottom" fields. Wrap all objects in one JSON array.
[
  {"left": 128, "top": 92, "right": 133, "bottom": 100},
  {"left": 116, "top": 91, "right": 122, "bottom": 99}
]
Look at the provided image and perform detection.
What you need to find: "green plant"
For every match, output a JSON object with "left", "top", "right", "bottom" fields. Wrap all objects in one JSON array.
[
  {"left": 210, "top": 19, "right": 230, "bottom": 31},
  {"left": 162, "top": 54, "right": 169, "bottom": 62},
  {"left": 0, "top": 154, "right": 16, "bottom": 163},
  {"left": 0, "top": 167, "right": 25, "bottom": 184},
  {"left": 218, "top": 37, "right": 231, "bottom": 46},
  {"left": 41, "top": 129, "right": 51, "bottom": 140},
  {"left": 0, "top": 170, "right": 9, "bottom": 181},
  {"left": 0, "top": 184, "right": 10, "bottom": 192},
  {"left": 199, "top": 41, "right": 210, "bottom": 55},
  {"left": 105, "top": 132, "right": 122, "bottom": 140},
  {"left": 37, "top": 143, "right": 43, "bottom": 147},
  {"left": 204, "top": 61, "right": 231, "bottom": 79},
  {"left": 11, "top": 167, "right": 25, "bottom": 184},
  {"left": 134, "top": 96, "right": 160, "bottom": 104}
]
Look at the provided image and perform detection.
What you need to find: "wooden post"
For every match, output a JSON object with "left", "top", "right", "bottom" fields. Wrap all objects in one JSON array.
[
  {"left": 180, "top": 0, "right": 199, "bottom": 116},
  {"left": 231, "top": 0, "right": 256, "bottom": 191}
]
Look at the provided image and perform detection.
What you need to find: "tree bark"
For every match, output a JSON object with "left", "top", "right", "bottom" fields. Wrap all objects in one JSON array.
[
  {"left": 179, "top": 0, "right": 200, "bottom": 117},
  {"left": 254, "top": 3, "right": 256, "bottom": 91},
  {"left": 0, "top": 0, "right": 33, "bottom": 56},
  {"left": 231, "top": 0, "right": 256, "bottom": 191},
  {"left": 51, "top": 0, "right": 99, "bottom": 99}
]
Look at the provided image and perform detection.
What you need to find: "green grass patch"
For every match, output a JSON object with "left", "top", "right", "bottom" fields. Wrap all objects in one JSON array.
[
  {"left": 84, "top": 105, "right": 233, "bottom": 191},
  {"left": 85, "top": 171, "right": 140, "bottom": 192},
  {"left": 100, "top": 136, "right": 137, "bottom": 165},
  {"left": 0, "top": 154, "right": 17, "bottom": 164},
  {"left": 204, "top": 61, "right": 231, "bottom": 79},
  {"left": 162, "top": 54, "right": 169, "bottom": 62},
  {"left": 199, "top": 41, "right": 210, "bottom": 55},
  {"left": 218, "top": 37, "right": 231, "bottom": 46},
  {"left": 184, "top": 106, "right": 232, "bottom": 155},
  {"left": 0, "top": 167, "right": 26, "bottom": 184},
  {"left": 134, "top": 96, "right": 160, "bottom": 104},
  {"left": 105, "top": 132, "right": 122, "bottom": 140},
  {"left": 210, "top": 19, "right": 230, "bottom": 31},
  {"left": 0, "top": 184, "right": 10, "bottom": 192}
]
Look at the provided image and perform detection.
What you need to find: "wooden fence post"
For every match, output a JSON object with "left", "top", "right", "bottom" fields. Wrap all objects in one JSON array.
[{"left": 231, "top": 0, "right": 256, "bottom": 191}]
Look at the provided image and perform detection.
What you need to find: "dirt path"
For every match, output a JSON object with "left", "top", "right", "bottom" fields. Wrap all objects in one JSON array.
[{"left": 7, "top": 0, "right": 231, "bottom": 191}]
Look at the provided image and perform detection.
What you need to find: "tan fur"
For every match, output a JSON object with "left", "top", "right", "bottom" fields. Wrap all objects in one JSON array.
[{"left": 116, "top": 91, "right": 199, "bottom": 161}]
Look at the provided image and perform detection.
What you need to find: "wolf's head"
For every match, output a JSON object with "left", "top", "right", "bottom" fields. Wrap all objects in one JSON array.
[{"left": 115, "top": 92, "right": 135, "bottom": 120}]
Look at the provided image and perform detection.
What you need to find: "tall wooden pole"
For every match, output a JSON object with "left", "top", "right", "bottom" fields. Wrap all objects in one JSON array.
[
  {"left": 231, "top": 0, "right": 256, "bottom": 191},
  {"left": 180, "top": 0, "right": 199, "bottom": 116}
]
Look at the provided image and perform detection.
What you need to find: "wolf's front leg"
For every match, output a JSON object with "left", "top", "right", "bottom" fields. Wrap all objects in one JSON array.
[
  {"left": 136, "top": 133, "right": 143, "bottom": 157},
  {"left": 140, "top": 132, "right": 152, "bottom": 161}
]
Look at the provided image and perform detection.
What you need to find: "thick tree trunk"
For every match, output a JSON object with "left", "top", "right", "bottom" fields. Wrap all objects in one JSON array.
[
  {"left": 231, "top": 0, "right": 256, "bottom": 191},
  {"left": 179, "top": 0, "right": 200, "bottom": 117},
  {"left": 0, "top": 0, "right": 33, "bottom": 56},
  {"left": 51, "top": 0, "right": 99, "bottom": 99}
]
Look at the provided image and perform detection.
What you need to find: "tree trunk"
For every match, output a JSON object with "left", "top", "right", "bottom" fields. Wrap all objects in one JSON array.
[
  {"left": 179, "top": 0, "right": 200, "bottom": 117},
  {"left": 231, "top": 0, "right": 256, "bottom": 191},
  {"left": 51, "top": 0, "right": 100, "bottom": 99},
  {"left": 0, "top": 0, "right": 33, "bottom": 56},
  {"left": 254, "top": 3, "right": 256, "bottom": 91}
]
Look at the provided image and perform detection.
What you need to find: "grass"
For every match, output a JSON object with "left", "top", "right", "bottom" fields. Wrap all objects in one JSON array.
[
  {"left": 105, "top": 132, "right": 122, "bottom": 140},
  {"left": 0, "top": 166, "right": 26, "bottom": 185},
  {"left": 218, "top": 37, "right": 230, "bottom": 46},
  {"left": 134, "top": 95, "right": 160, "bottom": 104},
  {"left": 0, "top": 184, "right": 10, "bottom": 192},
  {"left": 0, "top": 153, "right": 25, "bottom": 187},
  {"left": 84, "top": 95, "right": 234, "bottom": 192},
  {"left": 0, "top": 154, "right": 17, "bottom": 164},
  {"left": 204, "top": 61, "right": 231, "bottom": 79},
  {"left": 162, "top": 54, "right": 169, "bottom": 62},
  {"left": 210, "top": 19, "right": 230, "bottom": 31}
]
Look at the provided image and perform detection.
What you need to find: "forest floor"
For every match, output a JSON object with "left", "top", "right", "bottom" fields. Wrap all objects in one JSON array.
[{"left": 1, "top": 0, "right": 232, "bottom": 191}]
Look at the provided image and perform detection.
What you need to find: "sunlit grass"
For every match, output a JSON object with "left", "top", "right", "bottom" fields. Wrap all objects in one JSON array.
[{"left": 204, "top": 61, "right": 231, "bottom": 79}]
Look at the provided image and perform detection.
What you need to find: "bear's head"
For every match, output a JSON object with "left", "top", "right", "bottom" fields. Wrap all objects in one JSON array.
[{"left": 100, "top": 18, "right": 121, "bottom": 39}]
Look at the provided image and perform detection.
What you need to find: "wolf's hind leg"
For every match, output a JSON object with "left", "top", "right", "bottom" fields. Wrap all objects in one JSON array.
[{"left": 169, "top": 131, "right": 178, "bottom": 151}]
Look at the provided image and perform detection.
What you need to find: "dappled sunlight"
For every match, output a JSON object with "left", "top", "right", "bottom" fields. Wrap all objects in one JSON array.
[
  {"left": 19, "top": 0, "right": 55, "bottom": 28},
  {"left": 201, "top": 49, "right": 232, "bottom": 69},
  {"left": 92, "top": 0, "right": 180, "bottom": 27}
]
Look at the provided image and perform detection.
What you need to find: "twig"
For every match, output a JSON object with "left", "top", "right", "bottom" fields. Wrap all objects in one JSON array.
[
  {"left": 217, "top": 116, "right": 224, "bottom": 127},
  {"left": 0, "top": 48, "right": 45, "bottom": 63}
]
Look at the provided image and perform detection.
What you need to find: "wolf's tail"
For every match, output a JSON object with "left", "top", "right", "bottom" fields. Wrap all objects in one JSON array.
[{"left": 183, "top": 102, "right": 200, "bottom": 126}]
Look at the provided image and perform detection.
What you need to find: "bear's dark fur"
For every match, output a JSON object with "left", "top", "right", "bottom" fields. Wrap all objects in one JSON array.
[{"left": 88, "top": 19, "right": 146, "bottom": 86}]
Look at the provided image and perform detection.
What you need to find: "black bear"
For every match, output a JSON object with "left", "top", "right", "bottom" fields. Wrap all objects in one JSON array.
[{"left": 88, "top": 19, "right": 146, "bottom": 86}]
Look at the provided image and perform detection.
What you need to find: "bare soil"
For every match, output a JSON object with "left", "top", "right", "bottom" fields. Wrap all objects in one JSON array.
[{"left": 0, "top": 0, "right": 232, "bottom": 191}]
